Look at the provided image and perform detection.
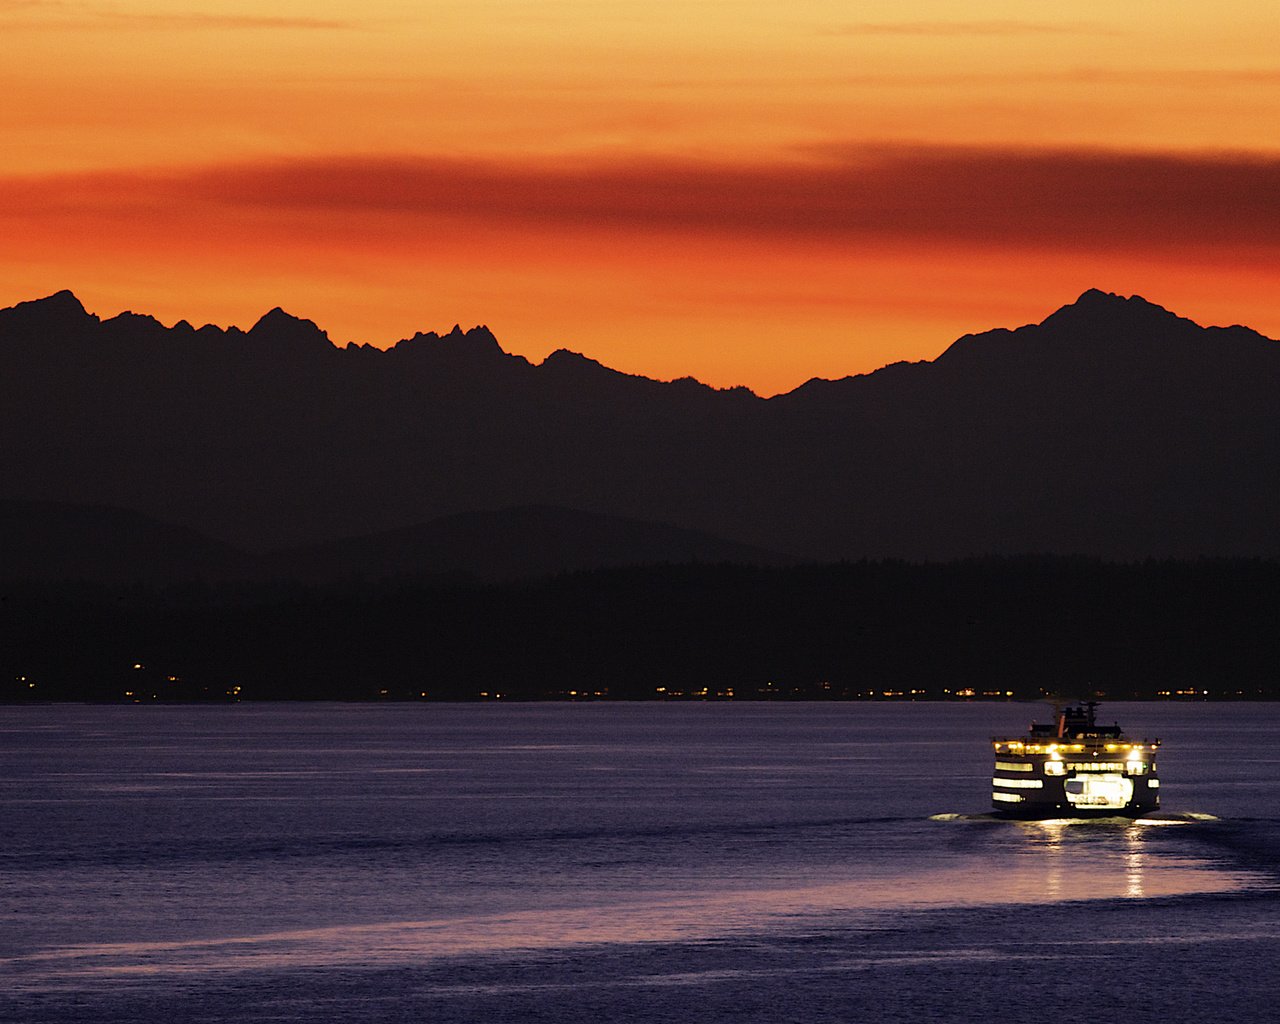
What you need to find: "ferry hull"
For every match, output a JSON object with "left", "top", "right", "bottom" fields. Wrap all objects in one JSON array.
[
  {"left": 995, "top": 806, "right": 1154, "bottom": 820},
  {"left": 993, "top": 797, "right": 1161, "bottom": 819}
]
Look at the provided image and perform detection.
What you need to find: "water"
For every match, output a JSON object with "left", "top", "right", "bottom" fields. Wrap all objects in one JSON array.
[{"left": 3, "top": 702, "right": 1279, "bottom": 1022}]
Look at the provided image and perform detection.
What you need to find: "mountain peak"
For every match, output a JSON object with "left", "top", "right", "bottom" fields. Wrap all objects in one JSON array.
[
  {"left": 393, "top": 324, "right": 504, "bottom": 357},
  {"left": 104, "top": 311, "right": 164, "bottom": 331},
  {"left": 0, "top": 288, "right": 98, "bottom": 340},
  {"left": 1042, "top": 289, "right": 1179, "bottom": 331},
  {"left": 0, "top": 289, "right": 97, "bottom": 332},
  {"left": 447, "top": 324, "right": 501, "bottom": 350},
  {"left": 930, "top": 288, "right": 1199, "bottom": 370},
  {"left": 542, "top": 348, "right": 608, "bottom": 371},
  {"left": 33, "top": 288, "right": 88, "bottom": 315},
  {"left": 248, "top": 307, "right": 332, "bottom": 350},
  {"left": 1075, "top": 287, "right": 1121, "bottom": 305},
  {"left": 250, "top": 306, "right": 310, "bottom": 330}
]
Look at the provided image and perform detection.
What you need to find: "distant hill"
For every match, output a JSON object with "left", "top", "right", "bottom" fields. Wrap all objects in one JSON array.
[
  {"left": 1, "top": 288, "right": 1277, "bottom": 559},
  {"left": 0, "top": 499, "right": 253, "bottom": 584},
  {"left": 0, "top": 500, "right": 788, "bottom": 584},
  {"left": 266, "top": 504, "right": 792, "bottom": 582}
]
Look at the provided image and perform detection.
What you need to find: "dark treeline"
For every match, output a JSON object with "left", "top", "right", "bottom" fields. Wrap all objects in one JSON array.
[{"left": 3, "top": 557, "right": 1277, "bottom": 702}]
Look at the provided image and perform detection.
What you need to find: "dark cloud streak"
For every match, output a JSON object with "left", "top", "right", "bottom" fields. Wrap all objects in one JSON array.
[{"left": 8, "top": 145, "right": 1280, "bottom": 255}]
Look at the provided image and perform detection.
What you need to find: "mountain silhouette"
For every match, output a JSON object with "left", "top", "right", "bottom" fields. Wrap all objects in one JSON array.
[
  {"left": 1, "top": 288, "right": 1276, "bottom": 559},
  {"left": 0, "top": 499, "right": 253, "bottom": 583},
  {"left": 266, "top": 505, "right": 793, "bottom": 582},
  {"left": 0, "top": 500, "right": 788, "bottom": 584}
]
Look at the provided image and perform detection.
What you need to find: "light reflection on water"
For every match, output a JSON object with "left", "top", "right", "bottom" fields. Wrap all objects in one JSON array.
[
  {"left": 2, "top": 703, "right": 1276, "bottom": 999},
  {"left": 4, "top": 823, "right": 1259, "bottom": 991}
]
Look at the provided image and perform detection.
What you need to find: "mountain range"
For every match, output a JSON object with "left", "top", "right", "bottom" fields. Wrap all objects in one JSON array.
[{"left": 1, "top": 287, "right": 1277, "bottom": 572}]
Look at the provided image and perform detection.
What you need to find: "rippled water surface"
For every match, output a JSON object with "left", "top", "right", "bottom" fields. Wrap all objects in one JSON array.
[{"left": 3, "top": 702, "right": 1278, "bottom": 1022}]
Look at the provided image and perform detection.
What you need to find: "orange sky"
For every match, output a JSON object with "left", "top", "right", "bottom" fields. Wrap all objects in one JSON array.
[{"left": 3, "top": 1, "right": 1278, "bottom": 393}]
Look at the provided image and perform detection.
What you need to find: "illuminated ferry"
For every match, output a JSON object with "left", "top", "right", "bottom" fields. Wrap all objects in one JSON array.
[{"left": 991, "top": 701, "right": 1160, "bottom": 818}]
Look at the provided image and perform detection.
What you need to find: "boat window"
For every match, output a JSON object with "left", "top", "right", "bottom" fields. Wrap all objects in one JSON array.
[
  {"left": 1064, "top": 773, "right": 1133, "bottom": 809},
  {"left": 992, "top": 777, "right": 1044, "bottom": 789}
]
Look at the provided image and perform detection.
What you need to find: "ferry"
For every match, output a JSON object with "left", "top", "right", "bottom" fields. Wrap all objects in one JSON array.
[{"left": 991, "top": 701, "right": 1160, "bottom": 818}]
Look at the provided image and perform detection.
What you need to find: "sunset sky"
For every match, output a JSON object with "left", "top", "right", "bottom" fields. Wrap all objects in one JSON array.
[{"left": 4, "top": 0, "right": 1278, "bottom": 393}]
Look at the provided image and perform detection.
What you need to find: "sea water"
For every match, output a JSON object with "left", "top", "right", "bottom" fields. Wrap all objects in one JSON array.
[{"left": 2, "top": 702, "right": 1278, "bottom": 1023}]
